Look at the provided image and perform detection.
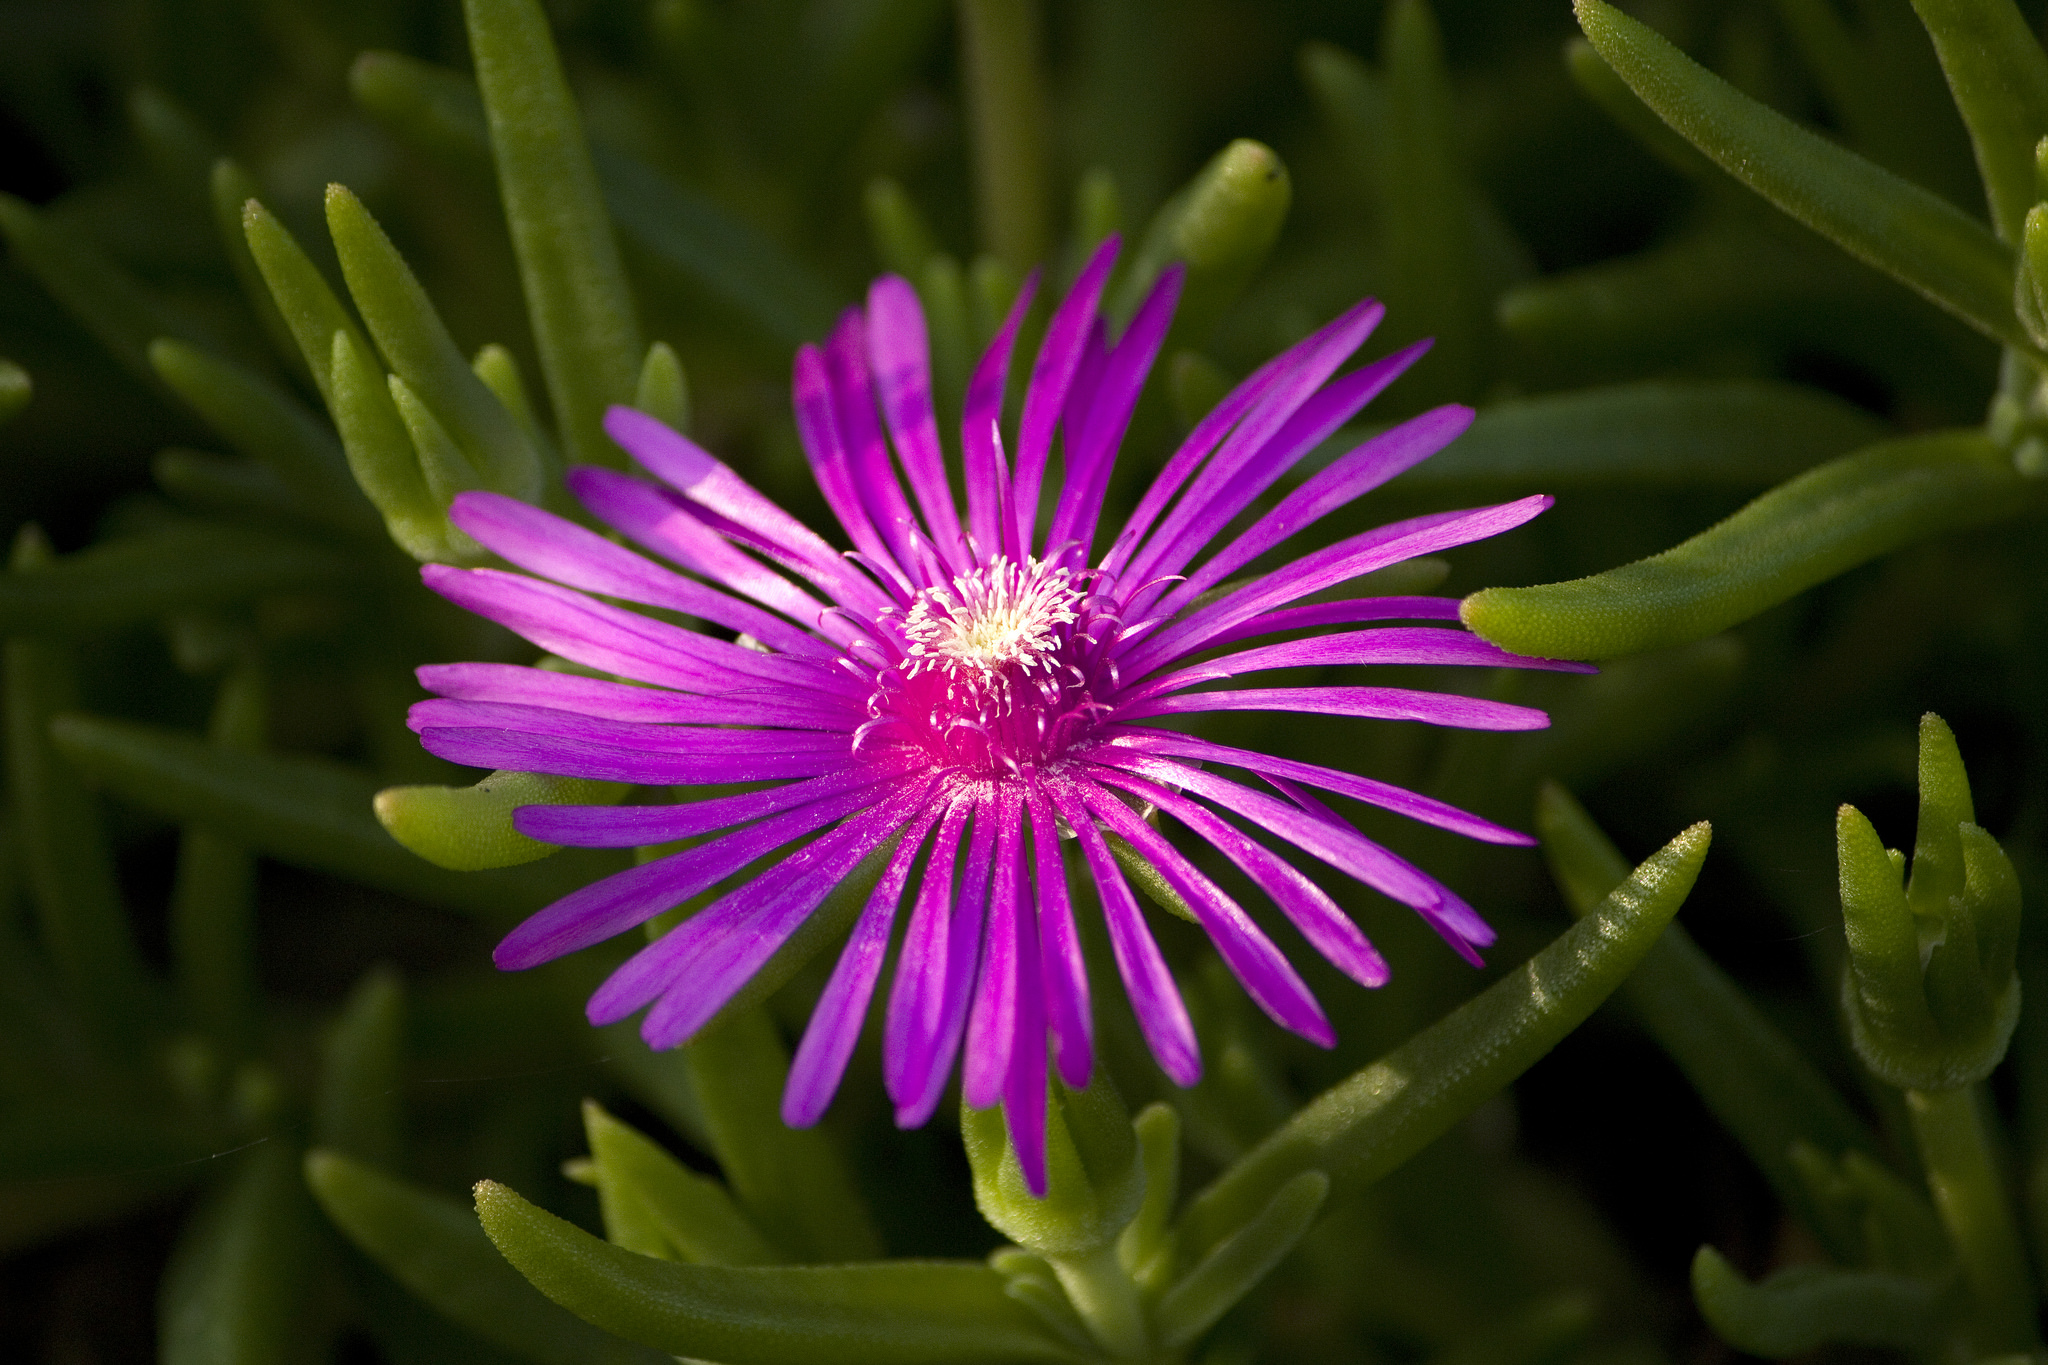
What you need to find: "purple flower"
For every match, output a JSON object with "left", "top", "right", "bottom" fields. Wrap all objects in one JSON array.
[{"left": 410, "top": 238, "right": 1587, "bottom": 1194}]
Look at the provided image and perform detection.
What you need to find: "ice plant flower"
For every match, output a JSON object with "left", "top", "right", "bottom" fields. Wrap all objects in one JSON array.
[{"left": 408, "top": 237, "right": 1588, "bottom": 1193}]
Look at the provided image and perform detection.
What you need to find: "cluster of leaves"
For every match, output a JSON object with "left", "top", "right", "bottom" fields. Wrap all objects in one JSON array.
[{"left": 1, "top": 0, "right": 2045, "bottom": 1362}]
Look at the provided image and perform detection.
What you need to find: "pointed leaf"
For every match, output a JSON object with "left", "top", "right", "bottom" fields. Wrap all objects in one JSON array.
[
  {"left": 1691, "top": 1245, "right": 1942, "bottom": 1355},
  {"left": 1537, "top": 783, "right": 1884, "bottom": 1262},
  {"left": 47, "top": 711, "right": 628, "bottom": 921},
  {"left": 147, "top": 338, "right": 378, "bottom": 534},
  {"left": 1574, "top": 0, "right": 2031, "bottom": 353},
  {"left": 1461, "top": 430, "right": 2032, "bottom": 660},
  {"left": 160, "top": 1143, "right": 323, "bottom": 1365},
  {"left": 1181, "top": 820, "right": 1712, "bottom": 1258},
  {"left": 474, "top": 1179, "right": 1083, "bottom": 1364},
  {"left": 1155, "top": 1171, "right": 1325, "bottom": 1349},
  {"left": 0, "top": 522, "right": 361, "bottom": 637},
  {"left": 1909, "top": 0, "right": 2048, "bottom": 242},
  {"left": 374, "top": 770, "right": 628, "bottom": 871},
  {"left": 1404, "top": 380, "right": 1889, "bottom": 487},
  {"left": 306, "top": 1151, "right": 666, "bottom": 1365},
  {"left": 0, "top": 358, "right": 29, "bottom": 426},
  {"left": 581, "top": 1100, "right": 774, "bottom": 1266},
  {"left": 465, "top": 0, "right": 641, "bottom": 469},
  {"left": 315, "top": 967, "right": 406, "bottom": 1168}
]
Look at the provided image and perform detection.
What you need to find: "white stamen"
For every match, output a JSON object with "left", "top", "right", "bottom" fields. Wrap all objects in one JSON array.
[{"left": 899, "top": 556, "right": 1082, "bottom": 682}]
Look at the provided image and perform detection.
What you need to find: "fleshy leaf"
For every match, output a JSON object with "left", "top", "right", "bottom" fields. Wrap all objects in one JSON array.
[
  {"left": 1180, "top": 819, "right": 1712, "bottom": 1258},
  {"left": 375, "top": 771, "right": 628, "bottom": 871},
  {"left": 48, "top": 712, "right": 627, "bottom": 920},
  {"left": 465, "top": 0, "right": 641, "bottom": 469},
  {"left": 1114, "top": 139, "right": 1290, "bottom": 346},
  {"left": 1461, "top": 430, "right": 2031, "bottom": 660},
  {"left": 580, "top": 1100, "right": 774, "bottom": 1266},
  {"left": 1908, "top": 0, "right": 2048, "bottom": 243},
  {"left": 1691, "top": 1245, "right": 1942, "bottom": 1355},
  {"left": 1537, "top": 782, "right": 1885, "bottom": 1263},
  {"left": 306, "top": 1151, "right": 666, "bottom": 1365},
  {"left": 474, "top": 1179, "right": 1085, "bottom": 1364},
  {"left": 0, "top": 358, "right": 29, "bottom": 426},
  {"left": 1574, "top": 0, "right": 2031, "bottom": 354},
  {"left": 1154, "top": 1170, "right": 1325, "bottom": 1350},
  {"left": 0, "top": 522, "right": 360, "bottom": 637},
  {"left": 314, "top": 967, "right": 406, "bottom": 1169},
  {"left": 160, "top": 1143, "right": 322, "bottom": 1365}
]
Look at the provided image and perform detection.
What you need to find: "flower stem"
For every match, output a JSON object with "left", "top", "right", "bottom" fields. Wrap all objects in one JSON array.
[
  {"left": 957, "top": 0, "right": 1049, "bottom": 272},
  {"left": 1048, "top": 1239, "right": 1150, "bottom": 1359},
  {"left": 1905, "top": 1085, "right": 2040, "bottom": 1355}
]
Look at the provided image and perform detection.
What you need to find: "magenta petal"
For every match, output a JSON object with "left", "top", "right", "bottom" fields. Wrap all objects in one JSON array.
[
  {"left": 962, "top": 793, "right": 1025, "bottom": 1108},
  {"left": 1088, "top": 762, "right": 1390, "bottom": 989},
  {"left": 893, "top": 801, "right": 996, "bottom": 1128},
  {"left": 1110, "top": 729, "right": 1533, "bottom": 847},
  {"left": 1075, "top": 779, "right": 1333, "bottom": 1048},
  {"left": 495, "top": 777, "right": 903, "bottom": 970},
  {"left": 1119, "top": 685, "right": 1552, "bottom": 731},
  {"left": 1012, "top": 236, "right": 1119, "bottom": 556},
  {"left": 1003, "top": 914, "right": 1050, "bottom": 1197},
  {"left": 1025, "top": 785, "right": 1092, "bottom": 1090},
  {"left": 883, "top": 801, "right": 967, "bottom": 1107},
  {"left": 514, "top": 766, "right": 905, "bottom": 847},
  {"left": 590, "top": 794, "right": 923, "bottom": 1032},
  {"left": 961, "top": 271, "right": 1040, "bottom": 556},
  {"left": 1050, "top": 781, "right": 1200, "bottom": 1086},
  {"left": 866, "top": 276, "right": 970, "bottom": 571},
  {"left": 782, "top": 805, "right": 942, "bottom": 1126}
]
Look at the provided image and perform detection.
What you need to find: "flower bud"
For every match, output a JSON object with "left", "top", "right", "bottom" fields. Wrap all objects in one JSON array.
[
  {"left": 1839, "top": 714, "right": 2021, "bottom": 1091},
  {"left": 964, "top": 1073, "right": 1143, "bottom": 1256}
]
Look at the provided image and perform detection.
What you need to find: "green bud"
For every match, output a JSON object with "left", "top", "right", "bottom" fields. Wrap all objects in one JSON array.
[
  {"left": 864, "top": 177, "right": 941, "bottom": 280},
  {"left": 1839, "top": 714, "right": 2021, "bottom": 1091},
  {"left": 2016, "top": 205, "right": 2048, "bottom": 351},
  {"left": 1114, "top": 138, "right": 1291, "bottom": 345},
  {"left": 965, "top": 1072, "right": 1143, "bottom": 1256},
  {"left": 0, "top": 357, "right": 30, "bottom": 427},
  {"left": 633, "top": 341, "right": 690, "bottom": 434}
]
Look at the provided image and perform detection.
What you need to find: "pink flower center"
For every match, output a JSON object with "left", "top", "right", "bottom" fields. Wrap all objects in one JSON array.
[{"left": 859, "top": 557, "right": 1115, "bottom": 776}]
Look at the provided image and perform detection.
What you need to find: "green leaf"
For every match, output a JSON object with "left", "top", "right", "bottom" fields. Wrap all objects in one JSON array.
[
  {"left": 241, "top": 198, "right": 367, "bottom": 409},
  {"left": 683, "top": 1008, "right": 882, "bottom": 1263},
  {"left": 171, "top": 659, "right": 266, "bottom": 1054},
  {"left": 0, "top": 192, "right": 209, "bottom": 385},
  {"left": 1404, "top": 380, "right": 1889, "bottom": 487},
  {"left": 1377, "top": 0, "right": 1485, "bottom": 402},
  {"left": 1690, "top": 1245, "right": 1942, "bottom": 1355},
  {"left": 1115, "top": 1103, "right": 1180, "bottom": 1290},
  {"left": 47, "top": 711, "right": 629, "bottom": 921},
  {"left": 325, "top": 185, "right": 543, "bottom": 501},
  {"left": 0, "top": 521, "right": 362, "bottom": 637},
  {"left": 958, "top": 0, "right": 1052, "bottom": 271},
  {"left": 1907, "top": 712, "right": 1975, "bottom": 921},
  {"left": 964, "top": 1071, "right": 1144, "bottom": 1259},
  {"left": 1537, "top": 783, "right": 1885, "bottom": 1263},
  {"left": 1155, "top": 1171, "right": 1325, "bottom": 1350},
  {"left": 580, "top": 1100, "right": 774, "bottom": 1266},
  {"left": 347, "top": 48, "right": 837, "bottom": 350},
  {"left": 865, "top": 177, "right": 942, "bottom": 279},
  {"left": 1908, "top": 0, "right": 2048, "bottom": 243},
  {"left": 210, "top": 160, "right": 305, "bottom": 386},
  {"left": 152, "top": 451, "right": 303, "bottom": 523},
  {"left": 1563, "top": 38, "right": 1724, "bottom": 182},
  {"left": 146, "top": 338, "right": 380, "bottom": 535},
  {"left": 474, "top": 1179, "right": 1084, "bottom": 1364},
  {"left": 465, "top": 0, "right": 641, "bottom": 470},
  {"left": 632, "top": 342, "right": 689, "bottom": 435},
  {"left": 1574, "top": 0, "right": 2031, "bottom": 353},
  {"left": 0, "top": 357, "right": 30, "bottom": 426},
  {"left": 5, "top": 530, "right": 151, "bottom": 1040},
  {"left": 315, "top": 967, "right": 406, "bottom": 1169},
  {"left": 374, "top": 770, "right": 627, "bottom": 871},
  {"left": 159, "top": 1142, "right": 323, "bottom": 1365},
  {"left": 594, "top": 147, "right": 841, "bottom": 349},
  {"left": 1180, "top": 819, "right": 1713, "bottom": 1259},
  {"left": 306, "top": 1151, "right": 666, "bottom": 1365},
  {"left": 1461, "top": 430, "right": 2034, "bottom": 660},
  {"left": 1114, "top": 139, "right": 1290, "bottom": 347},
  {"left": 329, "top": 329, "right": 479, "bottom": 564}
]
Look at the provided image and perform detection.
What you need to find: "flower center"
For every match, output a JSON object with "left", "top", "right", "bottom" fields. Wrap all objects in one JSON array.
[{"left": 900, "top": 556, "right": 1081, "bottom": 683}]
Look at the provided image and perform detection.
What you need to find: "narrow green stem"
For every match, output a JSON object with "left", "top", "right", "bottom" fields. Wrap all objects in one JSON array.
[
  {"left": 957, "top": 0, "right": 1049, "bottom": 271},
  {"left": 1906, "top": 1085, "right": 2040, "bottom": 1354},
  {"left": 1048, "top": 1239, "right": 1150, "bottom": 1359}
]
